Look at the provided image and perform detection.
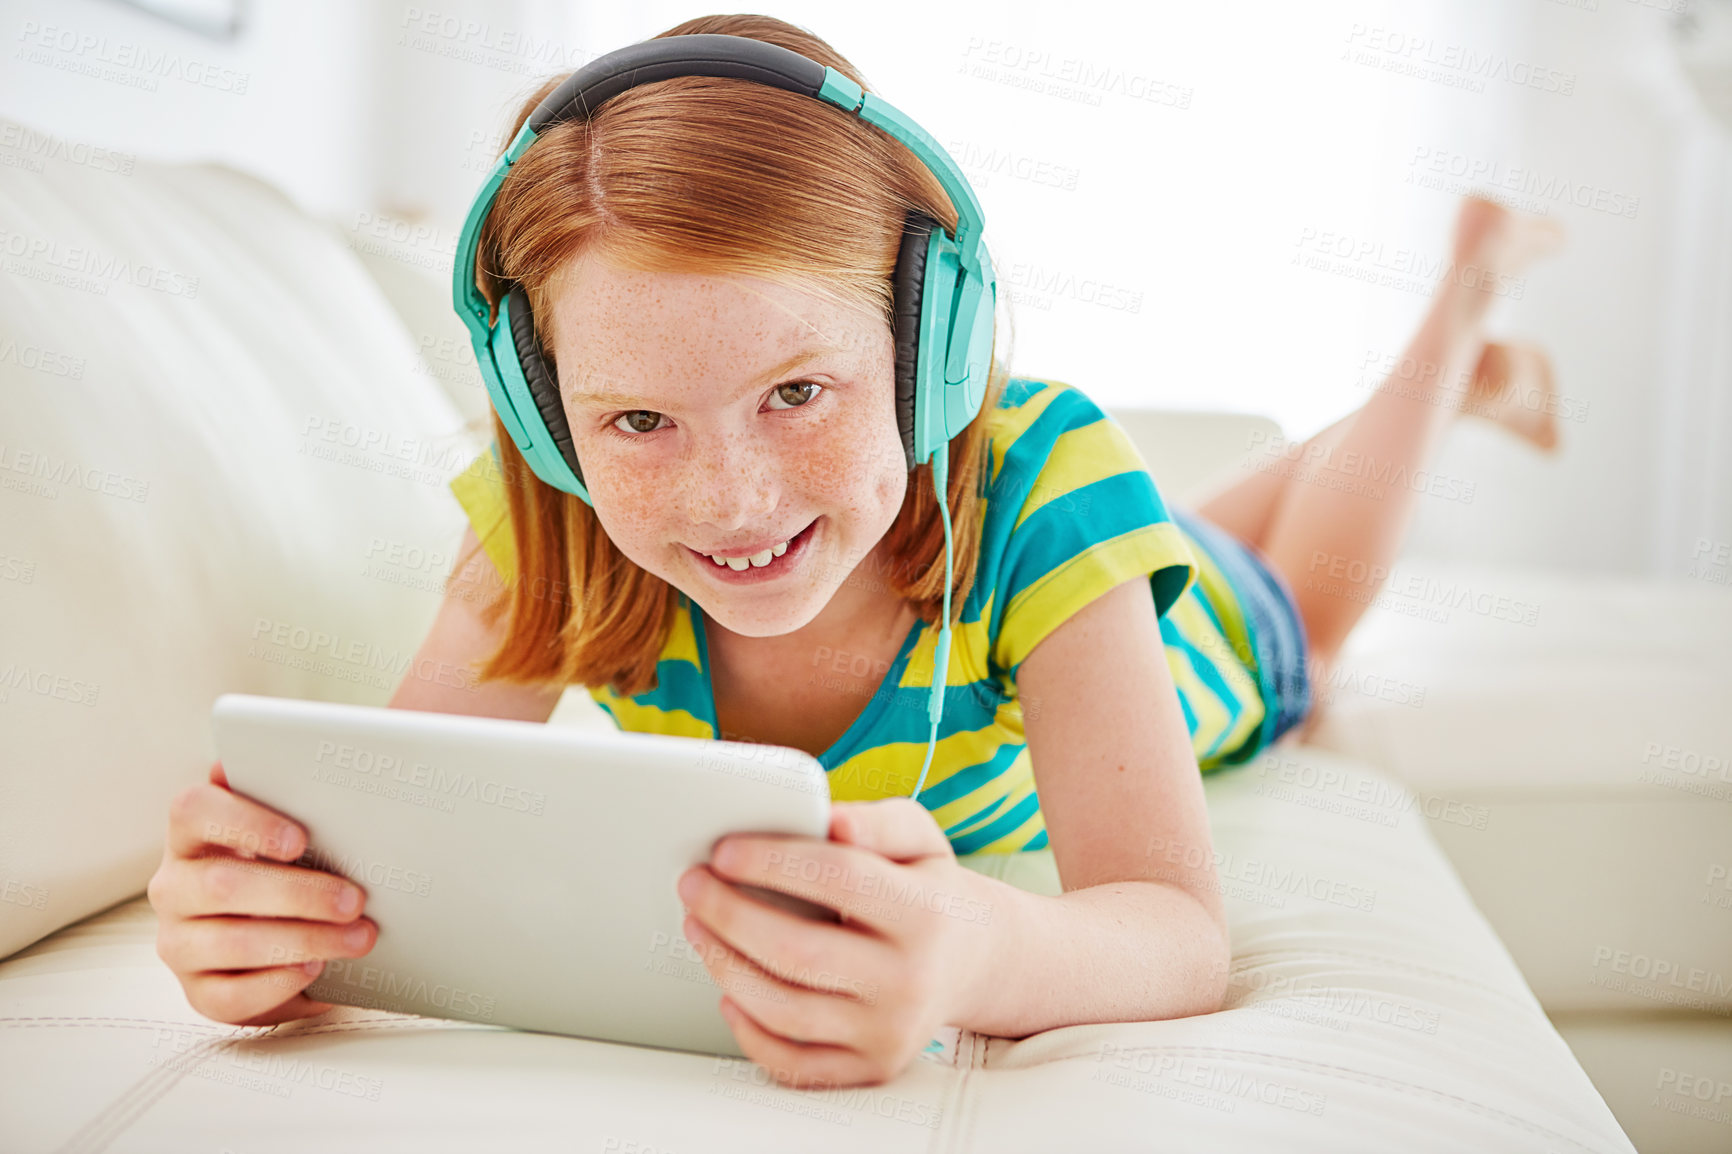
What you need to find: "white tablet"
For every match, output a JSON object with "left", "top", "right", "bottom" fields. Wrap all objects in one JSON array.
[{"left": 211, "top": 692, "right": 835, "bottom": 1058}]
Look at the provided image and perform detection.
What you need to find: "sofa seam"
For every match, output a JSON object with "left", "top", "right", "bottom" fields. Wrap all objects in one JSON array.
[{"left": 1047, "top": 1042, "right": 1615, "bottom": 1154}]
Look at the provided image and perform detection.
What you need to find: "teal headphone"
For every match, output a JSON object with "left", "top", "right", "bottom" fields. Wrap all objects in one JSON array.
[{"left": 453, "top": 32, "right": 998, "bottom": 803}]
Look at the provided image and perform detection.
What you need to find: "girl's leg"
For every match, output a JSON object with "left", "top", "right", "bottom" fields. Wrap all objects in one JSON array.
[
  {"left": 1192, "top": 338, "right": 1559, "bottom": 551},
  {"left": 1210, "top": 196, "right": 1565, "bottom": 675},
  {"left": 1191, "top": 410, "right": 1356, "bottom": 548}
]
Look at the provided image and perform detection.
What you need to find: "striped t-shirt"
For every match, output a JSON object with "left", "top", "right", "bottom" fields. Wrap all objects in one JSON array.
[{"left": 449, "top": 377, "right": 1268, "bottom": 855}]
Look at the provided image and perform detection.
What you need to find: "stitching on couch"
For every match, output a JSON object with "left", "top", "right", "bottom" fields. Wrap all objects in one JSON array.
[
  {"left": 1057, "top": 1043, "right": 1610, "bottom": 1153},
  {"left": 257, "top": 1015, "right": 475, "bottom": 1037},
  {"left": 50, "top": 1026, "right": 274, "bottom": 1153},
  {"left": 0, "top": 1017, "right": 231, "bottom": 1030},
  {"left": 940, "top": 1029, "right": 987, "bottom": 1154},
  {"left": 1226, "top": 946, "right": 1542, "bottom": 1007},
  {"left": 0, "top": 1014, "right": 454, "bottom": 1036}
]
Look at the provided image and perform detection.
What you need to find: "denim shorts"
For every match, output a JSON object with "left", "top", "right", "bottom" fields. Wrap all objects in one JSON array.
[{"left": 1169, "top": 508, "right": 1312, "bottom": 762}]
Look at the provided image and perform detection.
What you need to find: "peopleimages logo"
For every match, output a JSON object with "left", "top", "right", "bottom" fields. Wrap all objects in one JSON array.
[
  {"left": 0, "top": 226, "right": 200, "bottom": 297},
  {"left": 311, "top": 739, "right": 547, "bottom": 816},
  {"left": 316, "top": 958, "right": 497, "bottom": 1019},
  {"left": 1589, "top": 946, "right": 1732, "bottom": 1012},
  {"left": 15, "top": 21, "right": 252, "bottom": 94}
]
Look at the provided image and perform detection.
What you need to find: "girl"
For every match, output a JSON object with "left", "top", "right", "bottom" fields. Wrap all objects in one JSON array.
[{"left": 149, "top": 13, "right": 1564, "bottom": 1091}]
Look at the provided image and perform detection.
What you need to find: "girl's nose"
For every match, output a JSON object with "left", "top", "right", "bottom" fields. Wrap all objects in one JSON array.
[{"left": 681, "top": 445, "right": 778, "bottom": 531}]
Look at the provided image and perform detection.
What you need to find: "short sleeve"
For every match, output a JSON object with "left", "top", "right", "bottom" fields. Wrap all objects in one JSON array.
[
  {"left": 983, "top": 381, "right": 1197, "bottom": 683},
  {"left": 448, "top": 442, "right": 518, "bottom": 584}
]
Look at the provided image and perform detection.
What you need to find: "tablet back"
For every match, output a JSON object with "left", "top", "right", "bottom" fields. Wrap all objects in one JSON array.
[{"left": 212, "top": 693, "right": 831, "bottom": 1058}]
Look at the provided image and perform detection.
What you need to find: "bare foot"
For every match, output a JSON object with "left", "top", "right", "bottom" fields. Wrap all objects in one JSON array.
[
  {"left": 1453, "top": 341, "right": 1562, "bottom": 453},
  {"left": 1446, "top": 195, "right": 1566, "bottom": 319}
]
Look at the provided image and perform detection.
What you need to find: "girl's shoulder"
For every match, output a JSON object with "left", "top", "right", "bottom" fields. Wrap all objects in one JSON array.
[
  {"left": 973, "top": 375, "right": 1199, "bottom": 682},
  {"left": 448, "top": 440, "right": 516, "bottom": 584}
]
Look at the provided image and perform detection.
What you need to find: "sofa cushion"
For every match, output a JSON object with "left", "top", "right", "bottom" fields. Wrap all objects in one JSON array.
[
  {"left": 0, "top": 747, "right": 1632, "bottom": 1152},
  {"left": 0, "top": 116, "right": 476, "bottom": 959},
  {"left": 1304, "top": 561, "right": 1732, "bottom": 1014}
]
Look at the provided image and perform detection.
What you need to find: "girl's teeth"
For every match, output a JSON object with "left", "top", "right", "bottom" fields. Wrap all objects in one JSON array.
[{"left": 709, "top": 534, "right": 793, "bottom": 570}]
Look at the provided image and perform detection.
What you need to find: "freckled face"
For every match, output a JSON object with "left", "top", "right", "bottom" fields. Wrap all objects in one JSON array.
[{"left": 544, "top": 253, "right": 906, "bottom": 639}]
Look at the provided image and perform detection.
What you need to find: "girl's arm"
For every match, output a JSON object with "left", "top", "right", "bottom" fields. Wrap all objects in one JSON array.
[
  {"left": 387, "top": 525, "right": 566, "bottom": 723},
  {"left": 956, "top": 573, "right": 1230, "bottom": 1036}
]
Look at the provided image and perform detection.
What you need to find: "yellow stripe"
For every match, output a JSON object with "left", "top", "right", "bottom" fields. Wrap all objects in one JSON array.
[
  {"left": 827, "top": 714, "right": 969, "bottom": 803},
  {"left": 901, "top": 612, "right": 995, "bottom": 690},
  {"left": 1187, "top": 543, "right": 1255, "bottom": 670},
  {"left": 1164, "top": 591, "right": 1265, "bottom": 766},
  {"left": 1012, "top": 416, "right": 1151, "bottom": 532},
  {"left": 1163, "top": 612, "right": 1233, "bottom": 756},
  {"left": 961, "top": 768, "right": 1046, "bottom": 854},
  {"left": 935, "top": 745, "right": 1034, "bottom": 837},
  {"left": 586, "top": 686, "right": 713, "bottom": 740},
  {"left": 663, "top": 601, "right": 702, "bottom": 669},
  {"left": 986, "top": 379, "right": 1067, "bottom": 486},
  {"left": 996, "top": 523, "right": 1194, "bottom": 674},
  {"left": 448, "top": 448, "right": 517, "bottom": 585}
]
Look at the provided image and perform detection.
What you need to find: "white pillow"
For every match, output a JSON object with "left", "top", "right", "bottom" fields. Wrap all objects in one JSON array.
[
  {"left": 1304, "top": 561, "right": 1732, "bottom": 794},
  {"left": 0, "top": 117, "right": 476, "bottom": 959}
]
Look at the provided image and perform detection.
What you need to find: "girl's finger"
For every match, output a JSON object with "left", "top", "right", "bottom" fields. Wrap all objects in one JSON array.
[
  {"left": 159, "top": 914, "right": 375, "bottom": 975},
  {"left": 167, "top": 781, "right": 304, "bottom": 862},
  {"left": 717, "top": 996, "right": 884, "bottom": 1092},
  {"left": 706, "top": 835, "right": 943, "bottom": 938},
  {"left": 828, "top": 798, "right": 953, "bottom": 862},
  {"left": 682, "top": 868, "right": 890, "bottom": 993},
  {"left": 181, "top": 966, "right": 337, "bottom": 1027},
  {"left": 151, "top": 854, "right": 364, "bottom": 924},
  {"left": 684, "top": 912, "right": 882, "bottom": 1029}
]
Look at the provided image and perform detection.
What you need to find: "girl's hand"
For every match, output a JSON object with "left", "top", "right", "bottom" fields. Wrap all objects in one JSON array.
[
  {"left": 675, "top": 797, "right": 1002, "bottom": 1089},
  {"left": 147, "top": 760, "right": 379, "bottom": 1026}
]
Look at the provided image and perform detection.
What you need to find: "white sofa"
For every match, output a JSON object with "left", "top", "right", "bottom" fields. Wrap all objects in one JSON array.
[{"left": 0, "top": 115, "right": 1688, "bottom": 1152}]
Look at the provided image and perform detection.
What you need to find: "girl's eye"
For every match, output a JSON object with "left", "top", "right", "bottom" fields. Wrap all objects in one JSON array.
[
  {"left": 766, "top": 381, "right": 823, "bottom": 410},
  {"left": 611, "top": 410, "right": 666, "bottom": 437},
  {"left": 606, "top": 382, "right": 824, "bottom": 440}
]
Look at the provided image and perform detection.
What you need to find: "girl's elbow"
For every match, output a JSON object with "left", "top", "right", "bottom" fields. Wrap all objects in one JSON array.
[
  {"left": 1186, "top": 900, "right": 1233, "bottom": 1017},
  {"left": 1196, "top": 928, "right": 1232, "bottom": 1015}
]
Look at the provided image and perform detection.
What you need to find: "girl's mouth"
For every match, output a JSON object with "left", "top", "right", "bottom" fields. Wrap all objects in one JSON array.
[{"left": 687, "top": 517, "right": 819, "bottom": 584}]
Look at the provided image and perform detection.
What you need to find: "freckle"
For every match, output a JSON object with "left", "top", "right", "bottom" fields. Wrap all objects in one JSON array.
[{"left": 1117, "top": 764, "right": 1126, "bottom": 772}]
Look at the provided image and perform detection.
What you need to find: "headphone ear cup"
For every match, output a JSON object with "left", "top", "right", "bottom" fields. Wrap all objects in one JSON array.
[
  {"left": 890, "top": 211, "right": 934, "bottom": 473},
  {"left": 505, "top": 283, "right": 584, "bottom": 488}
]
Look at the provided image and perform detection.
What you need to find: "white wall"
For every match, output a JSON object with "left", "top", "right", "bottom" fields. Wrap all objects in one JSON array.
[{"left": 0, "top": 0, "right": 1725, "bottom": 578}]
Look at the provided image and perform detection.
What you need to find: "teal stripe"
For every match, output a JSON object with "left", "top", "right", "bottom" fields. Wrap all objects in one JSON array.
[
  {"left": 951, "top": 790, "right": 1041, "bottom": 855},
  {"left": 945, "top": 790, "right": 1010, "bottom": 840},
  {"left": 684, "top": 593, "right": 718, "bottom": 737},
  {"left": 909, "top": 738, "right": 1023, "bottom": 812},
  {"left": 993, "top": 380, "right": 1105, "bottom": 482},
  {"left": 1161, "top": 613, "right": 1202, "bottom": 740},
  {"left": 1183, "top": 531, "right": 1278, "bottom": 767},
  {"left": 991, "top": 472, "right": 1168, "bottom": 658},
  {"left": 817, "top": 620, "right": 925, "bottom": 770},
  {"left": 844, "top": 678, "right": 1000, "bottom": 763},
  {"left": 1184, "top": 567, "right": 1231, "bottom": 640},
  {"left": 1180, "top": 638, "right": 1243, "bottom": 761},
  {"left": 636, "top": 656, "right": 710, "bottom": 725}
]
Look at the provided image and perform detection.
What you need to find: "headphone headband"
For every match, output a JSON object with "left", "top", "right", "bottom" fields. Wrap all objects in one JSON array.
[
  {"left": 529, "top": 34, "right": 826, "bottom": 125},
  {"left": 457, "top": 34, "right": 985, "bottom": 330}
]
